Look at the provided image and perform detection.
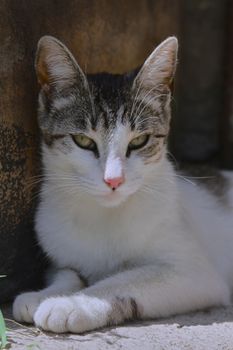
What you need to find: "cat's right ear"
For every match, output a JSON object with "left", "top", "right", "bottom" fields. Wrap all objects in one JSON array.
[
  {"left": 133, "top": 37, "right": 178, "bottom": 92},
  {"left": 35, "top": 36, "right": 87, "bottom": 95}
]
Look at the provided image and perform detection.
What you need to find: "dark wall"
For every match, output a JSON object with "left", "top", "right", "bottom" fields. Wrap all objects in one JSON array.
[
  {"left": 220, "top": 0, "right": 233, "bottom": 169},
  {"left": 171, "top": 0, "right": 227, "bottom": 162}
]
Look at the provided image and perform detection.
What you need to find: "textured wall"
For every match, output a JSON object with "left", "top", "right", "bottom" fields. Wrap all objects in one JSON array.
[
  {"left": 220, "top": 1, "right": 233, "bottom": 169},
  {"left": 170, "top": 0, "right": 227, "bottom": 162}
]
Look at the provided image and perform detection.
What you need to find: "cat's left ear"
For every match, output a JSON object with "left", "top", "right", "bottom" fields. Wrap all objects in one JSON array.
[
  {"left": 134, "top": 36, "right": 178, "bottom": 92},
  {"left": 35, "top": 35, "right": 88, "bottom": 95}
]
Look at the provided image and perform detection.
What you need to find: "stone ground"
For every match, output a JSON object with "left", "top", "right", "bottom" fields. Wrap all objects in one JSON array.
[{"left": 2, "top": 303, "right": 233, "bottom": 350}]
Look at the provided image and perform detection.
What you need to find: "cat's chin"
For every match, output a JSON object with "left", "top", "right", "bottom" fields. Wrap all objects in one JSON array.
[{"left": 94, "top": 191, "right": 129, "bottom": 208}]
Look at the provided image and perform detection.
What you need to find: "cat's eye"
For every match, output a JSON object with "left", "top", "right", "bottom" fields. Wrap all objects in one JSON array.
[
  {"left": 72, "top": 134, "right": 97, "bottom": 152},
  {"left": 128, "top": 134, "right": 150, "bottom": 151}
]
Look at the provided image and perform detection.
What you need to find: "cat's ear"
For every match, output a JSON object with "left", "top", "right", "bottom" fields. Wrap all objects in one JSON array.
[
  {"left": 134, "top": 37, "right": 178, "bottom": 91},
  {"left": 35, "top": 35, "right": 87, "bottom": 94}
]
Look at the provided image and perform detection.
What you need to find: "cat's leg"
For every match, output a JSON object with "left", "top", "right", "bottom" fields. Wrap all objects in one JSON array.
[
  {"left": 34, "top": 261, "right": 230, "bottom": 333},
  {"left": 13, "top": 268, "right": 85, "bottom": 323}
]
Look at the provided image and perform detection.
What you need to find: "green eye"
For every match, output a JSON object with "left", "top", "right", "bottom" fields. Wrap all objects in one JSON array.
[
  {"left": 128, "top": 134, "right": 150, "bottom": 151},
  {"left": 72, "top": 134, "right": 97, "bottom": 151}
]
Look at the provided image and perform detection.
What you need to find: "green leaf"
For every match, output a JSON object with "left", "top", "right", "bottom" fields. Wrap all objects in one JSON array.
[{"left": 0, "top": 309, "right": 7, "bottom": 349}]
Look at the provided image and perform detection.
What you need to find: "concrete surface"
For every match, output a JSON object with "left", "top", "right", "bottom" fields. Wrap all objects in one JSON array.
[{"left": 2, "top": 303, "right": 233, "bottom": 350}]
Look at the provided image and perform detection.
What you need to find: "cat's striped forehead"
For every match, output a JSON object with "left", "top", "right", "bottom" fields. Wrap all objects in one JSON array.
[
  {"left": 87, "top": 72, "right": 131, "bottom": 131},
  {"left": 88, "top": 72, "right": 169, "bottom": 133}
]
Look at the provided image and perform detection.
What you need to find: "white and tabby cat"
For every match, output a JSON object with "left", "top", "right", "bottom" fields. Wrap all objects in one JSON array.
[{"left": 13, "top": 36, "right": 233, "bottom": 333}]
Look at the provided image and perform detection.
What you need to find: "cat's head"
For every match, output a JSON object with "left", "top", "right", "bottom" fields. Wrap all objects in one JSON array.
[{"left": 35, "top": 36, "right": 178, "bottom": 207}]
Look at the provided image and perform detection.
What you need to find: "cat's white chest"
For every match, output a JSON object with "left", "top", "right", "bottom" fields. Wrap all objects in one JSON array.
[
  {"left": 52, "top": 225, "right": 123, "bottom": 282},
  {"left": 36, "top": 192, "right": 162, "bottom": 283}
]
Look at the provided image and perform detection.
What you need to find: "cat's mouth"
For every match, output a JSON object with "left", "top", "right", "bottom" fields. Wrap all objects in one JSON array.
[
  {"left": 102, "top": 189, "right": 122, "bottom": 199},
  {"left": 97, "top": 189, "right": 128, "bottom": 207}
]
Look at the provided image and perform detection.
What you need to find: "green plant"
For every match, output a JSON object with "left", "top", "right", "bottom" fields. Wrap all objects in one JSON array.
[
  {"left": 0, "top": 310, "right": 7, "bottom": 349},
  {"left": 0, "top": 275, "right": 7, "bottom": 349}
]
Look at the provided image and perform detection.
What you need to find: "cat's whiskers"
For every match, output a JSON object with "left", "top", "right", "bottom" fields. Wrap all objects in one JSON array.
[
  {"left": 134, "top": 94, "right": 166, "bottom": 125},
  {"left": 134, "top": 114, "right": 159, "bottom": 124},
  {"left": 129, "top": 76, "right": 146, "bottom": 119},
  {"left": 45, "top": 175, "right": 102, "bottom": 196},
  {"left": 165, "top": 171, "right": 215, "bottom": 186},
  {"left": 24, "top": 175, "right": 45, "bottom": 190},
  {"left": 43, "top": 182, "right": 86, "bottom": 197},
  {"left": 134, "top": 88, "right": 166, "bottom": 121},
  {"left": 166, "top": 173, "right": 196, "bottom": 186},
  {"left": 166, "top": 151, "right": 179, "bottom": 168},
  {"left": 140, "top": 185, "right": 170, "bottom": 204},
  {"left": 85, "top": 76, "right": 96, "bottom": 121},
  {"left": 179, "top": 174, "right": 214, "bottom": 180},
  {"left": 134, "top": 116, "right": 160, "bottom": 129},
  {"left": 130, "top": 75, "right": 163, "bottom": 119}
]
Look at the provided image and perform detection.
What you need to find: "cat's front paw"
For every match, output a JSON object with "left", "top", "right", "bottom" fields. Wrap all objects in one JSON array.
[
  {"left": 13, "top": 291, "right": 43, "bottom": 323},
  {"left": 34, "top": 295, "right": 111, "bottom": 333}
]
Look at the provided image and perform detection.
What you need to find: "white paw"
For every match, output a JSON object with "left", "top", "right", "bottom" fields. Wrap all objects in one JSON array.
[
  {"left": 34, "top": 295, "right": 111, "bottom": 333},
  {"left": 13, "top": 291, "right": 43, "bottom": 323}
]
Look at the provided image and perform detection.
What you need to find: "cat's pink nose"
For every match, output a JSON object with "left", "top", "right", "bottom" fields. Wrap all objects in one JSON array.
[{"left": 104, "top": 176, "right": 124, "bottom": 190}]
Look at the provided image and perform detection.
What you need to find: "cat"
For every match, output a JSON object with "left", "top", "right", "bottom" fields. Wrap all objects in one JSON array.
[{"left": 13, "top": 35, "right": 233, "bottom": 334}]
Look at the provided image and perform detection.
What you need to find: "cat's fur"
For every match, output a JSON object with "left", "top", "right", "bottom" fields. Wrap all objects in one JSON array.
[{"left": 13, "top": 36, "right": 233, "bottom": 334}]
